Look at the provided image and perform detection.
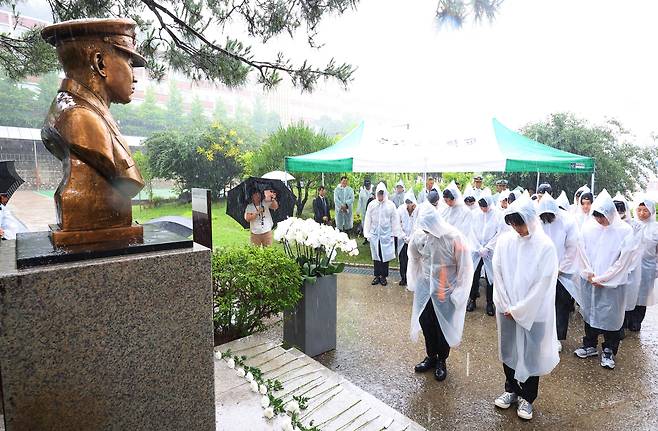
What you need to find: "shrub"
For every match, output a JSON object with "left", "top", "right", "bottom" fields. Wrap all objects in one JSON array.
[{"left": 212, "top": 246, "right": 302, "bottom": 344}]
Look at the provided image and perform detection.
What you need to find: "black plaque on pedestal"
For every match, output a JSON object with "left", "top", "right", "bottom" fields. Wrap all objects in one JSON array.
[
  {"left": 192, "top": 188, "right": 212, "bottom": 249},
  {"left": 15, "top": 224, "right": 193, "bottom": 269}
]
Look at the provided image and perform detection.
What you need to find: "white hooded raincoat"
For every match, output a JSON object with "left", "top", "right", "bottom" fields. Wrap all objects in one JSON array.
[
  {"left": 407, "top": 203, "right": 474, "bottom": 347},
  {"left": 493, "top": 198, "right": 560, "bottom": 383}
]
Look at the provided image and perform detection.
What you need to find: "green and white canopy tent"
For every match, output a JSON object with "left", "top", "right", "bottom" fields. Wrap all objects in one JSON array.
[{"left": 285, "top": 118, "right": 596, "bottom": 190}]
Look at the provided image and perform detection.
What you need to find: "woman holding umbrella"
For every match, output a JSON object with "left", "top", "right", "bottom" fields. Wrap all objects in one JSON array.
[{"left": 244, "top": 188, "right": 279, "bottom": 246}]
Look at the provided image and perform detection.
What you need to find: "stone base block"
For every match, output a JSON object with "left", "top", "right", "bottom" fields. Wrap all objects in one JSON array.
[{"left": 0, "top": 242, "right": 215, "bottom": 431}]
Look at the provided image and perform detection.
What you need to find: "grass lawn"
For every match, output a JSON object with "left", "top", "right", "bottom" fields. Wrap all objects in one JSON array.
[{"left": 131, "top": 201, "right": 381, "bottom": 265}]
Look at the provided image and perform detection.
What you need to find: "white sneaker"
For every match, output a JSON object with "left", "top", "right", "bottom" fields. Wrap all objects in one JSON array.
[
  {"left": 494, "top": 391, "right": 518, "bottom": 409},
  {"left": 600, "top": 348, "right": 615, "bottom": 369},
  {"left": 517, "top": 397, "right": 533, "bottom": 420},
  {"left": 573, "top": 346, "right": 598, "bottom": 358}
]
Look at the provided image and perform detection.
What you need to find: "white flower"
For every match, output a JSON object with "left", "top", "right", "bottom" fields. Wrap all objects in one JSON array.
[
  {"left": 259, "top": 384, "right": 268, "bottom": 395},
  {"left": 263, "top": 407, "right": 275, "bottom": 419},
  {"left": 246, "top": 372, "right": 254, "bottom": 382},
  {"left": 226, "top": 358, "right": 235, "bottom": 369},
  {"left": 236, "top": 367, "right": 246, "bottom": 378},
  {"left": 214, "top": 351, "right": 223, "bottom": 360},
  {"left": 281, "top": 416, "right": 294, "bottom": 431},
  {"left": 261, "top": 395, "right": 270, "bottom": 408},
  {"left": 250, "top": 380, "right": 259, "bottom": 392},
  {"left": 284, "top": 400, "right": 300, "bottom": 415}
]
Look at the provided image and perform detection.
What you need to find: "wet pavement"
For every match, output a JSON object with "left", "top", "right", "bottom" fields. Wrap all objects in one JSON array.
[{"left": 265, "top": 272, "right": 658, "bottom": 430}]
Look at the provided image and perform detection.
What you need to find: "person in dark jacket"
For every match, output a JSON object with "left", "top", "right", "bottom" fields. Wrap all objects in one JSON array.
[{"left": 313, "top": 186, "right": 331, "bottom": 224}]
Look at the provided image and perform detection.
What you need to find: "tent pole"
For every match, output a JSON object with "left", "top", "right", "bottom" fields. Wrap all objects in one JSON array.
[
  {"left": 535, "top": 171, "right": 540, "bottom": 192},
  {"left": 322, "top": 172, "right": 325, "bottom": 187},
  {"left": 591, "top": 166, "right": 596, "bottom": 194}
]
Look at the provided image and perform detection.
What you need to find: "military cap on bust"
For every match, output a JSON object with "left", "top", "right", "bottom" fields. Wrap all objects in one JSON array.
[{"left": 41, "top": 18, "right": 146, "bottom": 67}]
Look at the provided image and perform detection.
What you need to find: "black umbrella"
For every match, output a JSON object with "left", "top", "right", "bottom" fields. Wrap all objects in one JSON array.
[
  {"left": 0, "top": 161, "right": 25, "bottom": 199},
  {"left": 226, "top": 177, "right": 296, "bottom": 229}
]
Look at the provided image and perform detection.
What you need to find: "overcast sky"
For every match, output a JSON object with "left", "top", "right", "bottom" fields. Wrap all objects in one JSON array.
[
  {"left": 11, "top": 0, "right": 658, "bottom": 142},
  {"left": 256, "top": 0, "right": 658, "bottom": 143}
]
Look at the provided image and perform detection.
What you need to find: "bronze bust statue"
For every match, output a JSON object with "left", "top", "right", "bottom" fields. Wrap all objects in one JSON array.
[{"left": 41, "top": 18, "right": 146, "bottom": 247}]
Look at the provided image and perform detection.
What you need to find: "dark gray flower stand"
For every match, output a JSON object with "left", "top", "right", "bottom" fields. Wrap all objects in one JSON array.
[{"left": 283, "top": 274, "right": 337, "bottom": 357}]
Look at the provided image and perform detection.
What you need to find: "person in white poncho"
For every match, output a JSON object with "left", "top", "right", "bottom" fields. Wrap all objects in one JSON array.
[
  {"left": 573, "top": 189, "right": 638, "bottom": 370},
  {"left": 364, "top": 182, "right": 404, "bottom": 286},
  {"left": 467, "top": 194, "right": 502, "bottom": 316},
  {"left": 407, "top": 203, "right": 473, "bottom": 382},
  {"left": 492, "top": 197, "right": 559, "bottom": 421},
  {"left": 391, "top": 180, "right": 406, "bottom": 208},
  {"left": 441, "top": 181, "right": 473, "bottom": 237},
  {"left": 537, "top": 194, "right": 579, "bottom": 349},
  {"left": 625, "top": 198, "right": 658, "bottom": 331},
  {"left": 574, "top": 191, "right": 593, "bottom": 230},
  {"left": 397, "top": 190, "right": 418, "bottom": 286}
]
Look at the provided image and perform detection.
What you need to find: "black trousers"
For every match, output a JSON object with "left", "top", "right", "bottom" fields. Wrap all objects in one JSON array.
[
  {"left": 625, "top": 305, "right": 647, "bottom": 330},
  {"left": 503, "top": 364, "right": 540, "bottom": 404},
  {"left": 419, "top": 300, "right": 450, "bottom": 360},
  {"left": 373, "top": 241, "right": 389, "bottom": 278},
  {"left": 399, "top": 243, "right": 409, "bottom": 282},
  {"left": 583, "top": 322, "right": 621, "bottom": 355},
  {"left": 555, "top": 280, "right": 574, "bottom": 341},
  {"left": 469, "top": 258, "right": 492, "bottom": 302}
]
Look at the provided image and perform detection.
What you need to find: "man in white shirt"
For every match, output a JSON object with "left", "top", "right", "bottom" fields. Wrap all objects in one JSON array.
[{"left": 244, "top": 189, "right": 278, "bottom": 246}]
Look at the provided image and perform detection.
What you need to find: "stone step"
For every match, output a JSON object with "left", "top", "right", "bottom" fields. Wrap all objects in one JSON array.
[{"left": 215, "top": 334, "right": 425, "bottom": 431}]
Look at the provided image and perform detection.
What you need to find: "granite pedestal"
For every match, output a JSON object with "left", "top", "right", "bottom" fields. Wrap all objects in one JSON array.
[{"left": 0, "top": 241, "right": 215, "bottom": 431}]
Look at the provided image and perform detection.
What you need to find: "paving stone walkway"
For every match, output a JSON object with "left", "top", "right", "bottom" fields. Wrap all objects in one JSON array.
[{"left": 215, "top": 334, "right": 425, "bottom": 431}]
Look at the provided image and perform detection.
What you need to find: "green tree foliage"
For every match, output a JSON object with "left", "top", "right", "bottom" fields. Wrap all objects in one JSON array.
[
  {"left": 212, "top": 246, "right": 302, "bottom": 344},
  {"left": 0, "top": 0, "right": 358, "bottom": 90},
  {"left": 133, "top": 150, "right": 153, "bottom": 201},
  {"left": 146, "top": 123, "right": 244, "bottom": 198},
  {"left": 251, "top": 122, "right": 335, "bottom": 216},
  {"left": 502, "top": 113, "right": 658, "bottom": 197},
  {"left": 0, "top": 72, "right": 59, "bottom": 128}
]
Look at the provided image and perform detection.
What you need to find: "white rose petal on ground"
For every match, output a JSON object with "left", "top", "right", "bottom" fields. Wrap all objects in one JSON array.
[{"left": 263, "top": 407, "right": 275, "bottom": 419}]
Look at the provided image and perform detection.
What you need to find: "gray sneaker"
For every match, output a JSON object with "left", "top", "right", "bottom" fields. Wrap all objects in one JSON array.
[
  {"left": 600, "top": 348, "right": 615, "bottom": 369},
  {"left": 517, "top": 397, "right": 533, "bottom": 420},
  {"left": 574, "top": 346, "right": 598, "bottom": 358},
  {"left": 494, "top": 391, "right": 518, "bottom": 409}
]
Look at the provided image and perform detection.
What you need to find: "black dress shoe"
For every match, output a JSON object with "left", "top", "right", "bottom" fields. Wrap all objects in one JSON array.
[
  {"left": 371, "top": 276, "right": 380, "bottom": 285},
  {"left": 414, "top": 356, "right": 437, "bottom": 373},
  {"left": 434, "top": 359, "right": 447, "bottom": 381},
  {"left": 628, "top": 323, "right": 641, "bottom": 332},
  {"left": 380, "top": 277, "right": 388, "bottom": 286},
  {"left": 486, "top": 302, "right": 495, "bottom": 316},
  {"left": 399, "top": 279, "right": 407, "bottom": 286},
  {"left": 466, "top": 299, "right": 476, "bottom": 312}
]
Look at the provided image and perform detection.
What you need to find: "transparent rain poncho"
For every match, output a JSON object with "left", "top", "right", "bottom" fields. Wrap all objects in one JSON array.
[
  {"left": 391, "top": 179, "right": 406, "bottom": 208},
  {"left": 574, "top": 189, "right": 640, "bottom": 330},
  {"left": 441, "top": 180, "right": 474, "bottom": 239},
  {"left": 612, "top": 192, "right": 633, "bottom": 223},
  {"left": 493, "top": 197, "right": 560, "bottom": 383},
  {"left": 397, "top": 189, "right": 418, "bottom": 255},
  {"left": 556, "top": 191, "right": 571, "bottom": 211},
  {"left": 632, "top": 198, "right": 658, "bottom": 306},
  {"left": 364, "top": 182, "right": 404, "bottom": 262},
  {"left": 407, "top": 203, "right": 473, "bottom": 347},
  {"left": 467, "top": 194, "right": 503, "bottom": 284},
  {"left": 462, "top": 185, "right": 478, "bottom": 212},
  {"left": 538, "top": 194, "right": 579, "bottom": 297}
]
